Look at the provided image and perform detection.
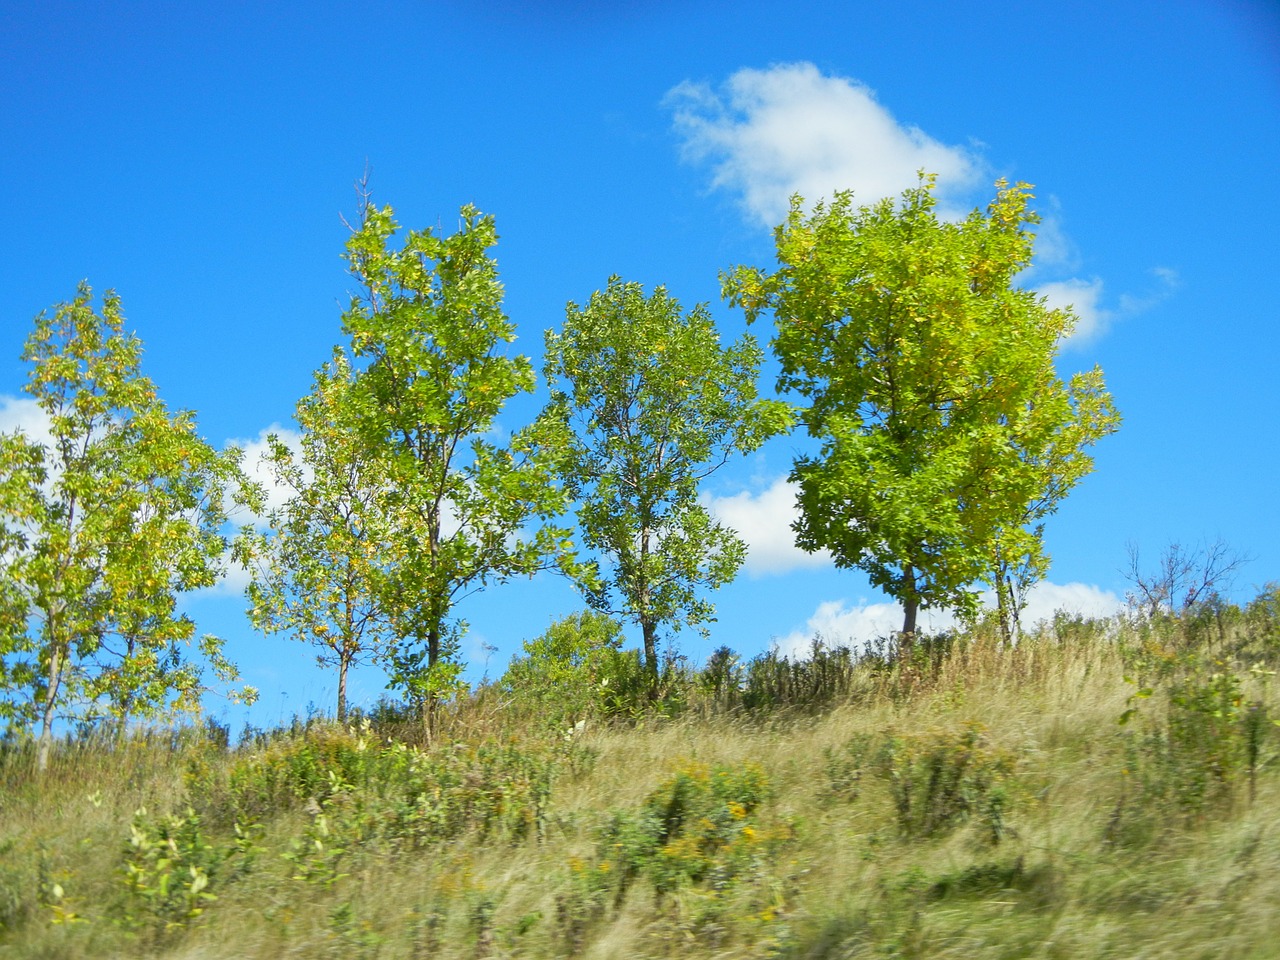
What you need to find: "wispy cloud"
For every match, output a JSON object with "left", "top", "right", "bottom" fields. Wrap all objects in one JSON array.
[
  {"left": 1038, "top": 267, "right": 1180, "bottom": 347},
  {"left": 226, "top": 424, "right": 306, "bottom": 528},
  {"left": 704, "top": 476, "right": 832, "bottom": 576},
  {"left": 775, "top": 581, "right": 1124, "bottom": 658},
  {"left": 667, "top": 62, "right": 983, "bottom": 227}
]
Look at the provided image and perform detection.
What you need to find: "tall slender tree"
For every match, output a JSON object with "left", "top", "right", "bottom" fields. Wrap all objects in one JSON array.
[
  {"left": 542, "top": 277, "right": 790, "bottom": 690},
  {"left": 246, "top": 350, "right": 395, "bottom": 723},
  {"left": 0, "top": 284, "right": 259, "bottom": 768},
  {"left": 340, "top": 199, "right": 577, "bottom": 711},
  {"left": 725, "top": 177, "right": 1119, "bottom": 645}
]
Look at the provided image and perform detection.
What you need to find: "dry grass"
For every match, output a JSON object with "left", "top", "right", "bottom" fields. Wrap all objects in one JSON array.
[{"left": 3, "top": 609, "right": 1280, "bottom": 958}]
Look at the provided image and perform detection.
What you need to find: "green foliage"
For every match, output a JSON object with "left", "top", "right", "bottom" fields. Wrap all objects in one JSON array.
[
  {"left": 5, "top": 598, "right": 1280, "bottom": 959},
  {"left": 0, "top": 284, "right": 260, "bottom": 769},
  {"left": 822, "top": 732, "right": 874, "bottom": 802},
  {"left": 542, "top": 276, "right": 791, "bottom": 687},
  {"left": 596, "top": 761, "right": 785, "bottom": 895},
  {"left": 339, "top": 199, "right": 579, "bottom": 708},
  {"left": 117, "top": 807, "right": 222, "bottom": 936},
  {"left": 739, "top": 640, "right": 863, "bottom": 712},
  {"left": 191, "top": 722, "right": 558, "bottom": 851},
  {"left": 874, "top": 723, "right": 1018, "bottom": 842},
  {"left": 245, "top": 351, "right": 396, "bottom": 723},
  {"left": 1116, "top": 660, "right": 1275, "bottom": 833},
  {"left": 499, "top": 611, "right": 623, "bottom": 730},
  {"left": 726, "top": 176, "right": 1119, "bottom": 642},
  {"left": 1244, "top": 583, "right": 1280, "bottom": 658}
]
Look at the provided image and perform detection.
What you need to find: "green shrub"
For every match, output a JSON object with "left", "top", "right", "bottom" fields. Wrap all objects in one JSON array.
[
  {"left": 500, "top": 611, "right": 624, "bottom": 730},
  {"left": 116, "top": 807, "right": 223, "bottom": 936},
  {"left": 597, "top": 760, "right": 788, "bottom": 896},
  {"left": 740, "top": 639, "right": 860, "bottom": 711},
  {"left": 874, "top": 723, "right": 1018, "bottom": 842},
  {"left": 1117, "top": 661, "right": 1274, "bottom": 829}
]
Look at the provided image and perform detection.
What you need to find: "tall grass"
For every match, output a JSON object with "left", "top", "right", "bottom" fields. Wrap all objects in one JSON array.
[{"left": 2, "top": 592, "right": 1279, "bottom": 958}]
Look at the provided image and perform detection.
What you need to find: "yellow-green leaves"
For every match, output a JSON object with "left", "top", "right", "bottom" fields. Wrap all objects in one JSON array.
[
  {"left": 330, "top": 200, "right": 578, "bottom": 708},
  {"left": 726, "top": 177, "right": 1118, "bottom": 641},
  {"left": 1, "top": 284, "right": 259, "bottom": 768},
  {"left": 543, "top": 277, "right": 789, "bottom": 684}
]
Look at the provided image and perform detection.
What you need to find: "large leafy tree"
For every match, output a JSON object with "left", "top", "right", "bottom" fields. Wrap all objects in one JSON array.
[
  {"left": 340, "top": 200, "right": 576, "bottom": 710},
  {"left": 725, "top": 177, "right": 1119, "bottom": 644},
  {"left": 0, "top": 284, "right": 259, "bottom": 769},
  {"left": 542, "top": 277, "right": 790, "bottom": 689},
  {"left": 245, "top": 350, "right": 395, "bottom": 723}
]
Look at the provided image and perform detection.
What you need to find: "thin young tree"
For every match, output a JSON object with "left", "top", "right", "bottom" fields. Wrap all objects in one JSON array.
[
  {"left": 0, "top": 284, "right": 259, "bottom": 768},
  {"left": 340, "top": 199, "right": 577, "bottom": 713},
  {"left": 725, "top": 176, "right": 1119, "bottom": 646},
  {"left": 542, "top": 277, "right": 790, "bottom": 691},
  {"left": 246, "top": 350, "right": 395, "bottom": 723}
]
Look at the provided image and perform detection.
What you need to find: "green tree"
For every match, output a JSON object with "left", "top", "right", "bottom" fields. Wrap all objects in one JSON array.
[
  {"left": 0, "top": 284, "right": 259, "bottom": 769},
  {"left": 725, "top": 177, "right": 1119, "bottom": 645},
  {"left": 542, "top": 277, "right": 790, "bottom": 690},
  {"left": 245, "top": 350, "right": 395, "bottom": 723},
  {"left": 499, "top": 610, "right": 624, "bottom": 730},
  {"left": 340, "top": 199, "right": 576, "bottom": 712}
]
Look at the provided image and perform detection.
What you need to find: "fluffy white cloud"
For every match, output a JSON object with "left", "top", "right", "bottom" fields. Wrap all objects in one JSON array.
[
  {"left": 776, "top": 580, "right": 1124, "bottom": 659},
  {"left": 0, "top": 395, "right": 52, "bottom": 449},
  {"left": 775, "top": 598, "right": 957, "bottom": 659},
  {"left": 668, "top": 62, "right": 982, "bottom": 227},
  {"left": 1037, "top": 277, "right": 1112, "bottom": 345},
  {"left": 705, "top": 476, "right": 832, "bottom": 576},
  {"left": 1016, "top": 580, "right": 1124, "bottom": 627},
  {"left": 226, "top": 424, "right": 306, "bottom": 528}
]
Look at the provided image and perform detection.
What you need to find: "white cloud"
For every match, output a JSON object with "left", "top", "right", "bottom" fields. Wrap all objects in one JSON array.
[
  {"left": 1017, "top": 580, "right": 1123, "bottom": 627},
  {"left": 1029, "top": 212, "right": 1079, "bottom": 273},
  {"left": 667, "top": 62, "right": 982, "bottom": 227},
  {"left": 192, "top": 547, "right": 255, "bottom": 599},
  {"left": 0, "top": 395, "right": 52, "bottom": 449},
  {"left": 776, "top": 598, "right": 958, "bottom": 659},
  {"left": 1038, "top": 267, "right": 1180, "bottom": 348},
  {"left": 1037, "top": 277, "right": 1112, "bottom": 345},
  {"left": 705, "top": 476, "right": 832, "bottom": 576},
  {"left": 226, "top": 424, "right": 306, "bottom": 528},
  {"left": 776, "top": 580, "right": 1124, "bottom": 658}
]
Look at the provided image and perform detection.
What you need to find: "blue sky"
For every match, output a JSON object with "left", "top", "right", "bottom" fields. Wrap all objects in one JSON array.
[{"left": 3, "top": 0, "right": 1278, "bottom": 728}]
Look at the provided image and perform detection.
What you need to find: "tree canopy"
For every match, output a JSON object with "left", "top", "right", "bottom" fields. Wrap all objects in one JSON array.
[
  {"left": 245, "top": 349, "right": 397, "bottom": 723},
  {"left": 542, "top": 277, "right": 791, "bottom": 687},
  {"left": 0, "top": 284, "right": 259, "bottom": 768},
  {"left": 725, "top": 176, "right": 1119, "bottom": 642},
  {"left": 339, "top": 200, "right": 579, "bottom": 711}
]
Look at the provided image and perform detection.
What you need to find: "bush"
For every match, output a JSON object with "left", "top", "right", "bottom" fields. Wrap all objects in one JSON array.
[
  {"left": 874, "top": 723, "right": 1018, "bottom": 843},
  {"left": 740, "top": 639, "right": 860, "bottom": 711},
  {"left": 500, "top": 611, "right": 624, "bottom": 730},
  {"left": 596, "top": 760, "right": 789, "bottom": 896},
  {"left": 1117, "top": 661, "right": 1274, "bottom": 830}
]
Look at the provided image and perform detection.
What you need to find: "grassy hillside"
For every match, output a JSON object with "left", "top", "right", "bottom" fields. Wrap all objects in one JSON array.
[{"left": 3, "top": 594, "right": 1279, "bottom": 959}]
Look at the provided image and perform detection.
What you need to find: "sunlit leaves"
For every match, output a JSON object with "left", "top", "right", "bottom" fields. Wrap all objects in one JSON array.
[
  {"left": 244, "top": 350, "right": 396, "bottom": 723},
  {"left": 338, "top": 201, "right": 578, "bottom": 707},
  {"left": 543, "top": 277, "right": 790, "bottom": 683},
  {"left": 0, "top": 284, "right": 260, "bottom": 767},
  {"left": 726, "top": 176, "right": 1118, "bottom": 640}
]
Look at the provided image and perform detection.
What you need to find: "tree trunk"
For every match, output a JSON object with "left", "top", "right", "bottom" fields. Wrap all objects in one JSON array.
[
  {"left": 641, "top": 618, "right": 660, "bottom": 700},
  {"left": 899, "top": 565, "right": 918, "bottom": 657},
  {"left": 37, "top": 644, "right": 65, "bottom": 773},
  {"left": 995, "top": 569, "right": 1014, "bottom": 647},
  {"left": 421, "top": 618, "right": 443, "bottom": 735},
  {"left": 337, "top": 656, "right": 349, "bottom": 725}
]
